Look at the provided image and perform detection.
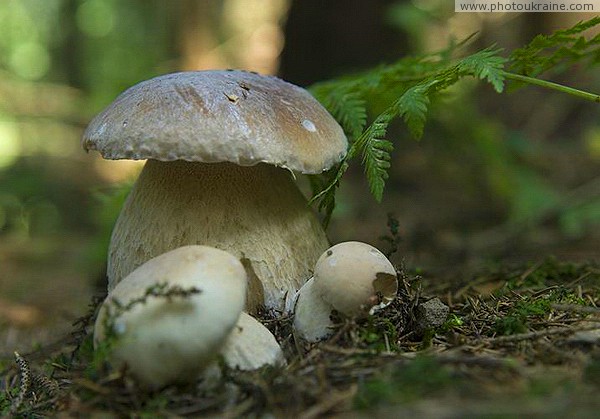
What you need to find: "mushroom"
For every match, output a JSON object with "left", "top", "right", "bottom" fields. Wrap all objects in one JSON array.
[
  {"left": 221, "top": 312, "right": 286, "bottom": 371},
  {"left": 293, "top": 241, "right": 398, "bottom": 342},
  {"left": 93, "top": 245, "right": 247, "bottom": 389},
  {"left": 82, "top": 70, "right": 347, "bottom": 313}
]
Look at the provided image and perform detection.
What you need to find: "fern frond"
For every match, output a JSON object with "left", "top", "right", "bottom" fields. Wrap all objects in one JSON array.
[
  {"left": 509, "top": 16, "right": 600, "bottom": 76},
  {"left": 458, "top": 47, "right": 507, "bottom": 93},
  {"left": 307, "top": 18, "right": 600, "bottom": 223},
  {"left": 312, "top": 85, "right": 367, "bottom": 139},
  {"left": 362, "top": 136, "right": 393, "bottom": 202},
  {"left": 560, "top": 16, "right": 600, "bottom": 35},
  {"left": 395, "top": 84, "right": 431, "bottom": 139},
  {"left": 308, "top": 161, "right": 349, "bottom": 227},
  {"left": 348, "top": 109, "right": 394, "bottom": 202}
]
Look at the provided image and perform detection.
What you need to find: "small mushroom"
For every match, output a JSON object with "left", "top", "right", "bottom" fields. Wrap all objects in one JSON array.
[
  {"left": 220, "top": 312, "right": 286, "bottom": 370},
  {"left": 93, "top": 245, "right": 247, "bottom": 389},
  {"left": 293, "top": 241, "right": 398, "bottom": 342},
  {"left": 82, "top": 70, "right": 348, "bottom": 313}
]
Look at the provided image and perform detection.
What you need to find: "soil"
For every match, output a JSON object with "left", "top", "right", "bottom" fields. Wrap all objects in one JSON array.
[{"left": 1, "top": 238, "right": 598, "bottom": 417}]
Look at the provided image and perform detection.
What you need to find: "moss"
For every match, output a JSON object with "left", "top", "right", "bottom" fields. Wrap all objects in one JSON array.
[
  {"left": 137, "top": 394, "right": 171, "bottom": 417},
  {"left": 354, "top": 356, "right": 454, "bottom": 408},
  {"left": 0, "top": 389, "right": 15, "bottom": 416},
  {"left": 441, "top": 313, "right": 464, "bottom": 332},
  {"left": 494, "top": 287, "right": 587, "bottom": 336},
  {"left": 505, "top": 257, "right": 596, "bottom": 290},
  {"left": 583, "top": 357, "right": 600, "bottom": 387},
  {"left": 357, "top": 317, "right": 399, "bottom": 352},
  {"left": 523, "top": 369, "right": 580, "bottom": 401},
  {"left": 494, "top": 298, "right": 549, "bottom": 335}
]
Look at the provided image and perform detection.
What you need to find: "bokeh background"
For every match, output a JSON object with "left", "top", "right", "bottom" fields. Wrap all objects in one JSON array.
[{"left": 0, "top": 0, "right": 598, "bottom": 353}]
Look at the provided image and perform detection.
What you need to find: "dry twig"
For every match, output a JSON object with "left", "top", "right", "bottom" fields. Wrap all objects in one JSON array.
[
  {"left": 9, "top": 352, "right": 31, "bottom": 416},
  {"left": 484, "top": 324, "right": 600, "bottom": 344}
]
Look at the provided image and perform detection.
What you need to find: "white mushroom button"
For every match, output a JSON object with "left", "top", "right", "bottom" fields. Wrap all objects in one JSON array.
[
  {"left": 93, "top": 245, "right": 247, "bottom": 389},
  {"left": 293, "top": 241, "right": 398, "bottom": 342},
  {"left": 220, "top": 312, "right": 286, "bottom": 370}
]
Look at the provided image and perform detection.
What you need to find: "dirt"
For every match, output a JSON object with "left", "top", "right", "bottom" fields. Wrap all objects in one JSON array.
[{"left": 0, "top": 253, "right": 598, "bottom": 417}]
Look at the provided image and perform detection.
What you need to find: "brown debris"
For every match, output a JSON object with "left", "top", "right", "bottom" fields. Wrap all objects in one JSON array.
[{"left": 1, "top": 259, "right": 598, "bottom": 416}]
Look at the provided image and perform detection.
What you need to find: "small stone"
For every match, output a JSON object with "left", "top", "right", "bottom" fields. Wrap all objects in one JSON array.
[
  {"left": 415, "top": 297, "right": 449, "bottom": 333},
  {"left": 567, "top": 322, "right": 600, "bottom": 344}
]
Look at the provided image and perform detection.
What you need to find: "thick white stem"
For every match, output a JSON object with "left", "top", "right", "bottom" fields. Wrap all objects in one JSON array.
[
  {"left": 107, "top": 160, "right": 329, "bottom": 312},
  {"left": 292, "top": 278, "right": 335, "bottom": 342}
]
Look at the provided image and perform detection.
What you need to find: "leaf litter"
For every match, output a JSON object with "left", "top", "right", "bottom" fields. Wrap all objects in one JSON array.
[{"left": 1, "top": 253, "right": 599, "bottom": 417}]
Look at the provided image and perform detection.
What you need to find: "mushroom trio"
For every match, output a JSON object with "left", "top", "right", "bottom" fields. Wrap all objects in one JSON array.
[
  {"left": 87, "top": 71, "right": 400, "bottom": 388},
  {"left": 93, "top": 242, "right": 398, "bottom": 388}
]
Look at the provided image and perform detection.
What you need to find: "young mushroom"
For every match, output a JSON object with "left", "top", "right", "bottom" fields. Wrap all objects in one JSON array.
[
  {"left": 93, "top": 245, "right": 247, "bottom": 389},
  {"left": 293, "top": 241, "right": 398, "bottom": 342},
  {"left": 82, "top": 70, "right": 347, "bottom": 313},
  {"left": 221, "top": 312, "right": 286, "bottom": 371}
]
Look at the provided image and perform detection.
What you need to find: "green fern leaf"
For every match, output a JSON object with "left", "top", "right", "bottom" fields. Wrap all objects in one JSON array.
[
  {"left": 395, "top": 84, "right": 431, "bottom": 139},
  {"left": 561, "top": 16, "right": 600, "bottom": 35},
  {"left": 458, "top": 47, "right": 507, "bottom": 93},
  {"left": 355, "top": 112, "right": 395, "bottom": 202},
  {"left": 311, "top": 83, "right": 367, "bottom": 139},
  {"left": 509, "top": 16, "right": 600, "bottom": 76},
  {"left": 363, "top": 137, "right": 393, "bottom": 202},
  {"left": 307, "top": 18, "right": 600, "bottom": 222},
  {"left": 331, "top": 90, "right": 367, "bottom": 139},
  {"left": 308, "top": 161, "right": 349, "bottom": 227}
]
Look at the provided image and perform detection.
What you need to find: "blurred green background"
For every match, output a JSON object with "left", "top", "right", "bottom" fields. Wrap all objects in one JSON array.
[{"left": 0, "top": 0, "right": 598, "bottom": 352}]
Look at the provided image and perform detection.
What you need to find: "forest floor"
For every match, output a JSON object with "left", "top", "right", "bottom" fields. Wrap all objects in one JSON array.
[{"left": 1, "top": 239, "right": 599, "bottom": 417}]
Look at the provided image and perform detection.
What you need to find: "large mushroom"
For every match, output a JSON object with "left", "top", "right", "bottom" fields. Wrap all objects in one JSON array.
[{"left": 83, "top": 70, "right": 347, "bottom": 312}]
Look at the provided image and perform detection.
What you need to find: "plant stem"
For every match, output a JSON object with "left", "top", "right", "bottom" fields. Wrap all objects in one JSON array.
[{"left": 503, "top": 72, "right": 600, "bottom": 103}]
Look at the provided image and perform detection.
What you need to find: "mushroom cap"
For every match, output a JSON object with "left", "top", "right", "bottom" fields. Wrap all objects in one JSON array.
[
  {"left": 220, "top": 312, "right": 286, "bottom": 370},
  {"left": 313, "top": 241, "right": 398, "bottom": 317},
  {"left": 82, "top": 70, "right": 347, "bottom": 174},
  {"left": 93, "top": 245, "right": 247, "bottom": 389}
]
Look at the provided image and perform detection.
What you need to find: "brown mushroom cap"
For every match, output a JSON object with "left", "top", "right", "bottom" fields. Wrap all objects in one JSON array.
[{"left": 82, "top": 70, "right": 347, "bottom": 174}]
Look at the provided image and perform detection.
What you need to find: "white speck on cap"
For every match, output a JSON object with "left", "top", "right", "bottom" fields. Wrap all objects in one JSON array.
[
  {"left": 302, "top": 119, "right": 316, "bottom": 132},
  {"left": 369, "top": 248, "right": 385, "bottom": 259}
]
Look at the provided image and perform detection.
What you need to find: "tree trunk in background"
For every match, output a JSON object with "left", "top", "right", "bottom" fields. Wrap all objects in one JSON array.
[
  {"left": 60, "top": 0, "right": 83, "bottom": 88},
  {"left": 279, "top": 0, "right": 407, "bottom": 86},
  {"left": 176, "top": 0, "right": 289, "bottom": 74},
  {"left": 177, "top": 0, "right": 225, "bottom": 70}
]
